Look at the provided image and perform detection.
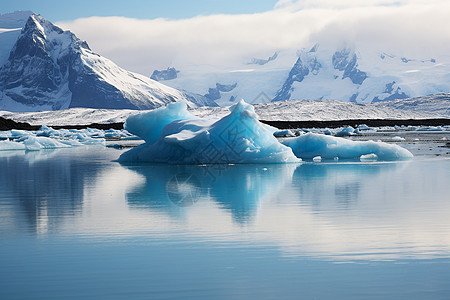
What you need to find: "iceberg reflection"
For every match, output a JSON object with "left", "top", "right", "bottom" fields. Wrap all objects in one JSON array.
[
  {"left": 0, "top": 147, "right": 116, "bottom": 236},
  {"left": 122, "top": 163, "right": 298, "bottom": 224},
  {"left": 2, "top": 147, "right": 449, "bottom": 262},
  {"left": 121, "top": 159, "right": 450, "bottom": 261}
]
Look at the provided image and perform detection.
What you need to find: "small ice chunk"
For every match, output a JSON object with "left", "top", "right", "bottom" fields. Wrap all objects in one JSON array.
[
  {"left": 273, "top": 129, "right": 295, "bottom": 137},
  {"left": 335, "top": 126, "right": 356, "bottom": 136},
  {"left": 0, "top": 131, "right": 12, "bottom": 140},
  {"left": 0, "top": 140, "right": 26, "bottom": 151},
  {"left": 313, "top": 156, "right": 322, "bottom": 162},
  {"left": 323, "top": 129, "right": 332, "bottom": 135},
  {"left": 23, "top": 136, "right": 72, "bottom": 151},
  {"left": 392, "top": 136, "right": 405, "bottom": 141},
  {"left": 10, "top": 129, "right": 31, "bottom": 138},
  {"left": 357, "top": 124, "right": 372, "bottom": 131}
]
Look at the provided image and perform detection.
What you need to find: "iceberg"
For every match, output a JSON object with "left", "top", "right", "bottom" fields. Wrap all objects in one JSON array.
[
  {"left": 282, "top": 133, "right": 413, "bottom": 161},
  {"left": 119, "top": 100, "right": 300, "bottom": 164},
  {"left": 124, "top": 101, "right": 194, "bottom": 143}
]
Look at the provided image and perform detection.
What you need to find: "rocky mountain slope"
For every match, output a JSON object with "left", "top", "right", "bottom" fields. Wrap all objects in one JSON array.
[{"left": 0, "top": 12, "right": 216, "bottom": 112}]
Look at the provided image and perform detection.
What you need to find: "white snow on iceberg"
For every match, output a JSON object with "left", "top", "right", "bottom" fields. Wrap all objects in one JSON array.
[
  {"left": 282, "top": 133, "right": 413, "bottom": 161},
  {"left": 119, "top": 100, "right": 300, "bottom": 164}
]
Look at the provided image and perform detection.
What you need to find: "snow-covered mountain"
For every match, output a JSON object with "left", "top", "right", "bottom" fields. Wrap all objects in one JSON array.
[
  {"left": 0, "top": 12, "right": 216, "bottom": 112},
  {"left": 159, "top": 44, "right": 450, "bottom": 106}
]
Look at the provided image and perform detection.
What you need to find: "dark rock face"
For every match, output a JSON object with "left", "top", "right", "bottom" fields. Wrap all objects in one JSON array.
[
  {"left": 0, "top": 116, "right": 39, "bottom": 131},
  {"left": 273, "top": 57, "right": 310, "bottom": 102},
  {"left": 216, "top": 83, "right": 237, "bottom": 93},
  {"left": 204, "top": 87, "right": 221, "bottom": 101},
  {"left": 150, "top": 67, "right": 179, "bottom": 81},
  {"left": 68, "top": 61, "right": 137, "bottom": 110},
  {"left": 401, "top": 57, "right": 412, "bottom": 63},
  {"left": 249, "top": 52, "right": 278, "bottom": 65},
  {"left": 204, "top": 82, "right": 237, "bottom": 102},
  {"left": 0, "top": 14, "right": 139, "bottom": 110},
  {"left": 0, "top": 15, "right": 76, "bottom": 108},
  {"left": 332, "top": 48, "right": 367, "bottom": 85},
  {"left": 0, "top": 14, "right": 201, "bottom": 111},
  {"left": 372, "top": 81, "right": 409, "bottom": 102}
]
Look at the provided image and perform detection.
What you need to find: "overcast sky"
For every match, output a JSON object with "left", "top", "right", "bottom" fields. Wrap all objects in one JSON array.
[{"left": 5, "top": 1, "right": 449, "bottom": 76}]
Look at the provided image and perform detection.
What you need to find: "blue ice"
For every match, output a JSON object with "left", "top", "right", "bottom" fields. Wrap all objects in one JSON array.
[
  {"left": 119, "top": 100, "right": 299, "bottom": 164},
  {"left": 282, "top": 132, "right": 413, "bottom": 161}
]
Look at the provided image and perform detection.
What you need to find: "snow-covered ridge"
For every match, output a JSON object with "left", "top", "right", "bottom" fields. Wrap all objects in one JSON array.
[
  {"left": 1, "top": 94, "right": 448, "bottom": 126},
  {"left": 162, "top": 44, "right": 450, "bottom": 106},
  {"left": 0, "top": 12, "right": 215, "bottom": 112}
]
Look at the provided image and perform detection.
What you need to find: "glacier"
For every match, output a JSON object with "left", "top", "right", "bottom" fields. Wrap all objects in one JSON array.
[
  {"left": 119, "top": 100, "right": 299, "bottom": 164},
  {"left": 282, "top": 133, "right": 413, "bottom": 161}
]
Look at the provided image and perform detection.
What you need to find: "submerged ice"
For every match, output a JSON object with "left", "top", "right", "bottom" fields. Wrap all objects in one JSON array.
[{"left": 119, "top": 100, "right": 299, "bottom": 163}]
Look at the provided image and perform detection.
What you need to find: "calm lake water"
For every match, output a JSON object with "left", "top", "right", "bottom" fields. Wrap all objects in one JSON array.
[{"left": 1, "top": 138, "right": 449, "bottom": 299}]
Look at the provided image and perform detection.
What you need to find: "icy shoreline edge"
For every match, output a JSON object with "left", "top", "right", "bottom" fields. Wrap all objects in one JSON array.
[{"left": 1, "top": 116, "right": 449, "bottom": 132}]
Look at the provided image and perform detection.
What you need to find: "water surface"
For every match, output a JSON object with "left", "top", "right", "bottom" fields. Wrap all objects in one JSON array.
[{"left": 0, "top": 145, "right": 449, "bottom": 299}]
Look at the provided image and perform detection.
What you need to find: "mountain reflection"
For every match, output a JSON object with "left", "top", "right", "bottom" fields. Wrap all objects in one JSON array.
[
  {"left": 121, "top": 163, "right": 298, "bottom": 224},
  {"left": 0, "top": 148, "right": 107, "bottom": 235}
]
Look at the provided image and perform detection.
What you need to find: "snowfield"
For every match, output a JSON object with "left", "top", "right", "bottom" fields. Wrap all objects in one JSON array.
[{"left": 0, "top": 94, "right": 448, "bottom": 126}]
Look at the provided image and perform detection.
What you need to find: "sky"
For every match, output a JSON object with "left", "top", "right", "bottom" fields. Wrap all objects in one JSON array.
[
  {"left": 3, "top": 0, "right": 450, "bottom": 76},
  {"left": 1, "top": 0, "right": 278, "bottom": 21}
]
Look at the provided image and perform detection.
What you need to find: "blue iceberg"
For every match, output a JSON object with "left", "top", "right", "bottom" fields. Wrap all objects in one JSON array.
[
  {"left": 282, "top": 133, "right": 413, "bottom": 161},
  {"left": 119, "top": 100, "right": 299, "bottom": 164},
  {"left": 124, "top": 101, "right": 194, "bottom": 144}
]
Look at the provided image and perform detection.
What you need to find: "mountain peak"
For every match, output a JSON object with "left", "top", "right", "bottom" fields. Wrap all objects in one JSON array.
[
  {"left": 0, "top": 13, "right": 211, "bottom": 112},
  {"left": 25, "top": 13, "right": 63, "bottom": 37}
]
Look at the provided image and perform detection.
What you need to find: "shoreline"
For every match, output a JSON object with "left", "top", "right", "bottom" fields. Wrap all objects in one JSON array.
[{"left": 1, "top": 116, "right": 449, "bottom": 131}]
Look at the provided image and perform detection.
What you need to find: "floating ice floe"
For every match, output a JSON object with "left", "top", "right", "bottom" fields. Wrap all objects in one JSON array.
[
  {"left": 282, "top": 132, "right": 413, "bottom": 161},
  {"left": 0, "top": 125, "right": 118, "bottom": 151},
  {"left": 273, "top": 129, "right": 296, "bottom": 137},
  {"left": 0, "top": 140, "right": 26, "bottom": 151},
  {"left": 119, "top": 100, "right": 300, "bottom": 164},
  {"left": 335, "top": 126, "right": 357, "bottom": 136},
  {"left": 21, "top": 136, "right": 72, "bottom": 151}
]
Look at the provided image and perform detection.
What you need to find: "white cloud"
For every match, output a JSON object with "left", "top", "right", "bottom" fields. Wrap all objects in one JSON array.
[{"left": 57, "top": 1, "right": 450, "bottom": 75}]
